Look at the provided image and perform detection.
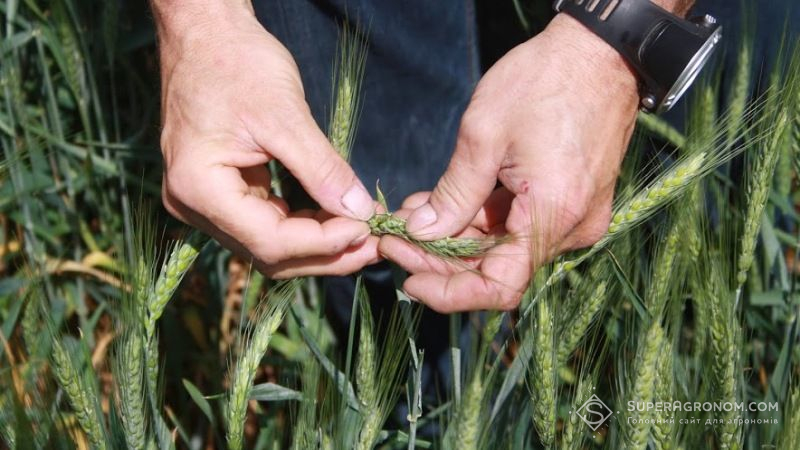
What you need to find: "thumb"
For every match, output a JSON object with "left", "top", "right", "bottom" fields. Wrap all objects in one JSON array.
[
  {"left": 406, "top": 121, "right": 501, "bottom": 239},
  {"left": 256, "top": 109, "right": 375, "bottom": 221}
]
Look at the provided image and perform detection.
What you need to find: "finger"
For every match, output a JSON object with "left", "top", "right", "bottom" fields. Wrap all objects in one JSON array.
[
  {"left": 397, "top": 188, "right": 512, "bottom": 234},
  {"left": 176, "top": 164, "right": 370, "bottom": 263},
  {"left": 378, "top": 235, "right": 481, "bottom": 276},
  {"left": 251, "top": 107, "right": 374, "bottom": 221},
  {"left": 405, "top": 112, "right": 503, "bottom": 239},
  {"left": 264, "top": 236, "right": 382, "bottom": 278},
  {"left": 402, "top": 234, "right": 531, "bottom": 313},
  {"left": 400, "top": 191, "right": 432, "bottom": 210}
]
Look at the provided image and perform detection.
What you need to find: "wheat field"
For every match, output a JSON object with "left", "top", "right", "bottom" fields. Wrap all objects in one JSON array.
[{"left": 1, "top": 1, "right": 800, "bottom": 449}]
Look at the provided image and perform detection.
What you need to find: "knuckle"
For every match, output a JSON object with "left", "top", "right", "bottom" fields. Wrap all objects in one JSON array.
[
  {"left": 497, "top": 290, "right": 523, "bottom": 311},
  {"left": 457, "top": 112, "right": 496, "bottom": 152},
  {"left": 253, "top": 243, "right": 282, "bottom": 266}
]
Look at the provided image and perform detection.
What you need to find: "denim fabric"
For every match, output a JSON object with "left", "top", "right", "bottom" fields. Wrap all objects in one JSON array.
[{"left": 254, "top": 0, "right": 479, "bottom": 211}]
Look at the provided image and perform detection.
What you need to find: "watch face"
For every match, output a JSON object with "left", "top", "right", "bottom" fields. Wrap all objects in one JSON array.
[{"left": 660, "top": 27, "right": 723, "bottom": 112}]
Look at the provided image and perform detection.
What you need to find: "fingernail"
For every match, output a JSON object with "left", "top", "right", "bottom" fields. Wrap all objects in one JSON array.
[
  {"left": 401, "top": 289, "right": 420, "bottom": 303},
  {"left": 406, "top": 203, "right": 437, "bottom": 234},
  {"left": 350, "top": 232, "right": 370, "bottom": 247},
  {"left": 341, "top": 184, "right": 374, "bottom": 221}
]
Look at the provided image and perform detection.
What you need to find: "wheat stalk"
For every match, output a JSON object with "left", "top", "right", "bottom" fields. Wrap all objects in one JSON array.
[
  {"left": 51, "top": 340, "right": 107, "bottom": 450},
  {"left": 793, "top": 75, "right": 800, "bottom": 177},
  {"left": 226, "top": 282, "right": 294, "bottom": 450}
]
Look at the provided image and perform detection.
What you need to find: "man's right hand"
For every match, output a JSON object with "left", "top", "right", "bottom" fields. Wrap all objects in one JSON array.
[{"left": 153, "top": 0, "right": 378, "bottom": 278}]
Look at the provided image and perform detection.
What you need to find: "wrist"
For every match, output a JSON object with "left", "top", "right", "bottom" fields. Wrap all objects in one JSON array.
[
  {"left": 545, "top": 13, "right": 639, "bottom": 100},
  {"left": 152, "top": 0, "right": 255, "bottom": 53}
]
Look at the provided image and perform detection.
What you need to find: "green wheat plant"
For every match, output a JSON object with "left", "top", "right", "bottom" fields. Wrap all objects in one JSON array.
[
  {"left": 51, "top": 338, "right": 108, "bottom": 450},
  {"left": 226, "top": 281, "right": 295, "bottom": 450},
  {"left": 3, "top": 3, "right": 800, "bottom": 450}
]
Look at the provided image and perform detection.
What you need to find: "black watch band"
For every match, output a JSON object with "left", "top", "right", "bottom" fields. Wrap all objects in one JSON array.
[{"left": 554, "top": 0, "right": 721, "bottom": 113}]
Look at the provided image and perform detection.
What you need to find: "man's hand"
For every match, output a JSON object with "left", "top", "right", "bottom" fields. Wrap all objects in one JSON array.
[
  {"left": 154, "top": 1, "right": 378, "bottom": 278},
  {"left": 379, "top": 14, "right": 641, "bottom": 312}
]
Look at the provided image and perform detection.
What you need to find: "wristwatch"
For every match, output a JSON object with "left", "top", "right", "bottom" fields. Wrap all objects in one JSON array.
[{"left": 554, "top": 0, "right": 722, "bottom": 113}]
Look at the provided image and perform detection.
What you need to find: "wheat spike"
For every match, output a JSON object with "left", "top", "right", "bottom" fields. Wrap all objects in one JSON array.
[
  {"left": 726, "top": 40, "right": 752, "bottom": 149},
  {"left": 557, "top": 282, "right": 607, "bottom": 367},
  {"left": 652, "top": 339, "right": 674, "bottom": 450},
  {"left": 531, "top": 298, "right": 555, "bottom": 446},
  {"left": 114, "top": 332, "right": 147, "bottom": 450},
  {"left": 623, "top": 321, "right": 663, "bottom": 450},
  {"left": 146, "top": 232, "right": 205, "bottom": 338},
  {"left": 543, "top": 150, "right": 707, "bottom": 296},
  {"left": 563, "top": 377, "right": 595, "bottom": 450},
  {"left": 703, "top": 262, "right": 742, "bottom": 449},
  {"left": 368, "top": 212, "right": 498, "bottom": 258},
  {"left": 453, "top": 370, "right": 483, "bottom": 450},
  {"left": 637, "top": 113, "right": 687, "bottom": 149},
  {"left": 355, "top": 296, "right": 379, "bottom": 450},
  {"left": 51, "top": 340, "right": 107, "bottom": 450},
  {"left": 328, "top": 25, "right": 366, "bottom": 162},
  {"left": 736, "top": 110, "right": 789, "bottom": 289},
  {"left": 648, "top": 223, "right": 680, "bottom": 315},
  {"left": 226, "top": 282, "right": 293, "bottom": 450},
  {"left": 778, "top": 384, "right": 800, "bottom": 449}
]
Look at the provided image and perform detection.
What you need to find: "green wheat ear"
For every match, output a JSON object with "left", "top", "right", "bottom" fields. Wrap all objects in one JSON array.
[
  {"left": 368, "top": 182, "right": 503, "bottom": 259},
  {"left": 329, "top": 24, "right": 367, "bottom": 162}
]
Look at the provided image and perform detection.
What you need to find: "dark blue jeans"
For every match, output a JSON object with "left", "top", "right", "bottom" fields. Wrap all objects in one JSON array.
[{"left": 255, "top": 0, "right": 479, "bottom": 210}]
